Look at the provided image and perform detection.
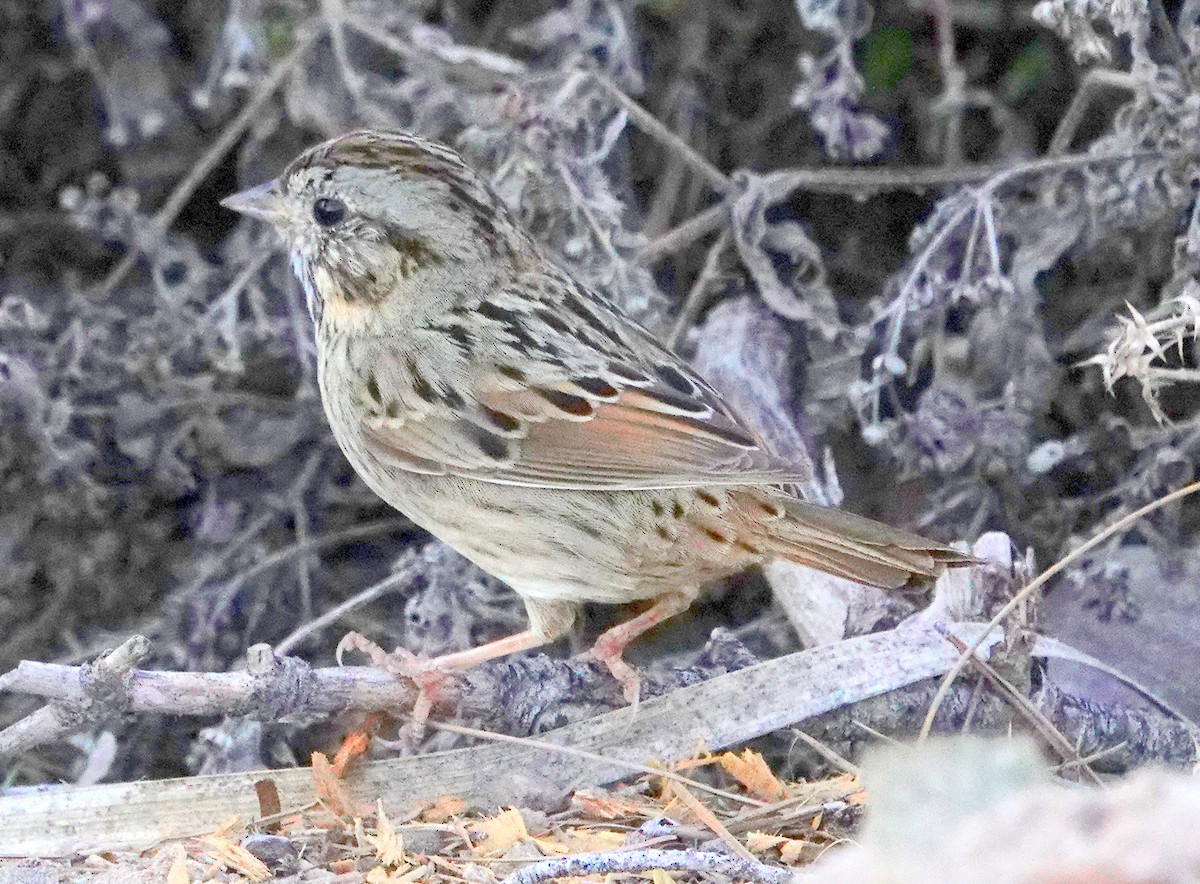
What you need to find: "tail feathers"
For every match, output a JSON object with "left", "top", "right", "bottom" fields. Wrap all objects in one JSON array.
[{"left": 764, "top": 497, "right": 976, "bottom": 589}]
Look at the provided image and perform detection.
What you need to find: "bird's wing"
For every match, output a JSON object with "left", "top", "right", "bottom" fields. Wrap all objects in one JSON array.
[{"left": 360, "top": 269, "right": 808, "bottom": 491}]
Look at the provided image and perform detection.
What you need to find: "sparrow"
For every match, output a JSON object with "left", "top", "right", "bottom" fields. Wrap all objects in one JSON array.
[{"left": 223, "top": 130, "right": 972, "bottom": 705}]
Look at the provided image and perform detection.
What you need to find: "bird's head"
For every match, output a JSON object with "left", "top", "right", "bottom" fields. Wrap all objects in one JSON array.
[{"left": 223, "top": 130, "right": 524, "bottom": 328}]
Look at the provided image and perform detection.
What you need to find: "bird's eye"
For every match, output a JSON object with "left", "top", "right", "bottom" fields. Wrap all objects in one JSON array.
[{"left": 312, "top": 197, "right": 346, "bottom": 227}]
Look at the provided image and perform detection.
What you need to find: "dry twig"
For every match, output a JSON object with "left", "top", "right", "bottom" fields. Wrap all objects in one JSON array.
[
  {"left": 97, "top": 28, "right": 320, "bottom": 296},
  {"left": 919, "top": 479, "right": 1200, "bottom": 740},
  {"left": 1, "top": 623, "right": 999, "bottom": 853},
  {"left": 501, "top": 848, "right": 793, "bottom": 884}
]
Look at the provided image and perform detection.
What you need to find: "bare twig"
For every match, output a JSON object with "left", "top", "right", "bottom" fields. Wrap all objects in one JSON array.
[
  {"left": 320, "top": 0, "right": 366, "bottom": 103},
  {"left": 789, "top": 729, "right": 861, "bottom": 777},
  {"left": 1051, "top": 740, "right": 1129, "bottom": 773},
  {"left": 501, "top": 849, "right": 793, "bottom": 884},
  {"left": 6, "top": 623, "right": 1189, "bottom": 855},
  {"left": 0, "top": 641, "right": 416, "bottom": 761},
  {"left": 1147, "top": 0, "right": 1188, "bottom": 70},
  {"left": 937, "top": 627, "right": 1104, "bottom": 786},
  {"left": 0, "top": 618, "right": 993, "bottom": 786},
  {"left": 343, "top": 13, "right": 526, "bottom": 83},
  {"left": 583, "top": 73, "right": 731, "bottom": 194},
  {"left": 1, "top": 622, "right": 995, "bottom": 768},
  {"left": 0, "top": 637, "right": 149, "bottom": 761},
  {"left": 850, "top": 720, "right": 900, "bottom": 745},
  {"left": 275, "top": 569, "right": 411, "bottom": 656},
  {"left": 928, "top": 0, "right": 967, "bottom": 164},
  {"left": 97, "top": 28, "right": 319, "bottom": 296},
  {"left": 919, "top": 479, "right": 1200, "bottom": 741},
  {"left": 192, "top": 517, "right": 408, "bottom": 644},
  {"left": 62, "top": 517, "right": 404, "bottom": 668},
  {"left": 668, "top": 228, "right": 730, "bottom": 348},
  {"left": 637, "top": 148, "right": 1195, "bottom": 266},
  {"left": 667, "top": 780, "right": 759, "bottom": 862},
  {"left": 424, "top": 719, "right": 763, "bottom": 807},
  {"left": 638, "top": 202, "right": 726, "bottom": 264},
  {"left": 1047, "top": 69, "right": 1139, "bottom": 156},
  {"left": 725, "top": 789, "right": 852, "bottom": 835}
]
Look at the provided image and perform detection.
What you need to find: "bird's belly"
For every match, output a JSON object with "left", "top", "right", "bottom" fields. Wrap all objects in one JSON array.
[{"left": 390, "top": 475, "right": 665, "bottom": 604}]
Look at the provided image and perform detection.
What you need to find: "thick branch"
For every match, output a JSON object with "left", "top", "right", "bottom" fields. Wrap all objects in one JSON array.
[
  {"left": 3, "top": 622, "right": 1195, "bottom": 856},
  {"left": 2, "top": 623, "right": 1001, "bottom": 854}
]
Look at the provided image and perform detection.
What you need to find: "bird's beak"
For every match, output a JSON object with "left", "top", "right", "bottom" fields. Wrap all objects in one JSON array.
[{"left": 221, "top": 179, "right": 286, "bottom": 226}]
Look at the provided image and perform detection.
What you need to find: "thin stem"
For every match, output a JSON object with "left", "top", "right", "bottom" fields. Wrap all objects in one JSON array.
[
  {"left": 928, "top": 0, "right": 966, "bottom": 165},
  {"left": 501, "top": 849, "right": 792, "bottom": 884},
  {"left": 1047, "top": 70, "right": 1140, "bottom": 156},
  {"left": 97, "top": 28, "right": 320, "bottom": 297},
  {"left": 938, "top": 626, "right": 1104, "bottom": 786},
  {"left": 668, "top": 228, "right": 730, "bottom": 348},
  {"left": 638, "top": 202, "right": 726, "bottom": 264},
  {"left": 584, "top": 73, "right": 731, "bottom": 194},
  {"left": 423, "top": 719, "right": 765, "bottom": 808},
  {"left": 275, "top": 568, "right": 411, "bottom": 656},
  {"left": 919, "top": 479, "right": 1200, "bottom": 740},
  {"left": 640, "top": 148, "right": 1195, "bottom": 266},
  {"left": 1148, "top": 367, "right": 1200, "bottom": 383}
]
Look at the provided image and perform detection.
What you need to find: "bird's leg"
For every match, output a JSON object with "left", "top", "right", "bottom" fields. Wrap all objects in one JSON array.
[
  {"left": 424, "top": 630, "right": 549, "bottom": 668},
  {"left": 336, "top": 602, "right": 578, "bottom": 750},
  {"left": 585, "top": 592, "right": 692, "bottom": 706},
  {"left": 335, "top": 633, "right": 440, "bottom": 749},
  {"left": 337, "top": 630, "right": 549, "bottom": 748}
]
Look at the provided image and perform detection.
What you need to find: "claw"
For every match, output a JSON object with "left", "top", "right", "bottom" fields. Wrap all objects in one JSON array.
[
  {"left": 580, "top": 594, "right": 691, "bottom": 709},
  {"left": 336, "top": 631, "right": 392, "bottom": 667},
  {"left": 590, "top": 646, "right": 642, "bottom": 707},
  {"left": 335, "top": 632, "right": 458, "bottom": 748}
]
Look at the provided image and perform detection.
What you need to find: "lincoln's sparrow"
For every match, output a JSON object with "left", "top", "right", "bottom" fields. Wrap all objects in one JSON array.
[{"left": 223, "top": 130, "right": 971, "bottom": 703}]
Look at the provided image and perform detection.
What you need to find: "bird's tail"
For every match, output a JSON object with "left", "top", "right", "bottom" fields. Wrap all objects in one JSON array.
[{"left": 760, "top": 496, "right": 976, "bottom": 589}]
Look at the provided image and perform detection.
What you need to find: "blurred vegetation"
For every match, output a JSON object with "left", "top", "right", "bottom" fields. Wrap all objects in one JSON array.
[{"left": 1, "top": 0, "right": 1198, "bottom": 785}]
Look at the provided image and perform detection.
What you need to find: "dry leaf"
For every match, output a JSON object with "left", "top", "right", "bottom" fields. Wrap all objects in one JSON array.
[
  {"left": 333, "top": 716, "right": 379, "bottom": 776},
  {"left": 572, "top": 790, "right": 648, "bottom": 820},
  {"left": 395, "top": 863, "right": 434, "bottom": 883},
  {"left": 528, "top": 835, "right": 572, "bottom": 856},
  {"left": 747, "top": 830, "right": 808, "bottom": 864},
  {"left": 369, "top": 801, "right": 407, "bottom": 868},
  {"left": 717, "top": 749, "right": 787, "bottom": 801},
  {"left": 746, "top": 831, "right": 788, "bottom": 853},
  {"left": 166, "top": 845, "right": 191, "bottom": 884},
  {"left": 422, "top": 795, "right": 468, "bottom": 822},
  {"left": 650, "top": 869, "right": 675, "bottom": 884},
  {"left": 779, "top": 839, "right": 808, "bottom": 864},
  {"left": 198, "top": 828, "right": 271, "bottom": 882},
  {"left": 312, "top": 750, "right": 355, "bottom": 817},
  {"left": 471, "top": 807, "right": 528, "bottom": 856},
  {"left": 254, "top": 778, "right": 282, "bottom": 824},
  {"left": 561, "top": 827, "right": 627, "bottom": 853},
  {"left": 786, "top": 772, "right": 862, "bottom": 807}
]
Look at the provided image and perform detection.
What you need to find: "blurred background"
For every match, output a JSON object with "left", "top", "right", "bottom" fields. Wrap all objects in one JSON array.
[{"left": 1, "top": 0, "right": 1198, "bottom": 787}]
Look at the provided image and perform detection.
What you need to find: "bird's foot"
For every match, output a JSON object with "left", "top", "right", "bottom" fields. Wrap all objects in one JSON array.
[
  {"left": 584, "top": 636, "right": 642, "bottom": 708},
  {"left": 580, "top": 593, "right": 693, "bottom": 708},
  {"left": 336, "top": 632, "right": 457, "bottom": 750}
]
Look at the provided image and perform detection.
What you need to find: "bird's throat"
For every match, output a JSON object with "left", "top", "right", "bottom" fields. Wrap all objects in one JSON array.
[{"left": 309, "top": 263, "right": 378, "bottom": 335}]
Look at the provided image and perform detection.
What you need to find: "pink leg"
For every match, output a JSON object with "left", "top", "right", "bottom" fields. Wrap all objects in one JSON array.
[
  {"left": 587, "top": 593, "right": 692, "bottom": 706},
  {"left": 337, "top": 629, "right": 552, "bottom": 748},
  {"left": 429, "top": 630, "right": 548, "bottom": 670}
]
